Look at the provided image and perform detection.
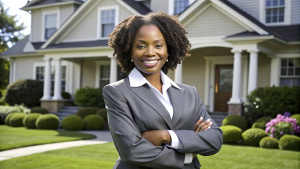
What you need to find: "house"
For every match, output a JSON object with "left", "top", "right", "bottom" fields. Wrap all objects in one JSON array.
[{"left": 1, "top": 0, "right": 299, "bottom": 115}]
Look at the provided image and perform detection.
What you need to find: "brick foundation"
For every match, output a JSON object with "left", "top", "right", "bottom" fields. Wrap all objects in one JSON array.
[
  {"left": 228, "top": 103, "right": 243, "bottom": 116},
  {"left": 41, "top": 100, "right": 73, "bottom": 113}
]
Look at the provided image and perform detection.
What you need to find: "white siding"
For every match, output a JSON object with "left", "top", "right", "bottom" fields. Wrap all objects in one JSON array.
[
  {"left": 226, "top": 0, "right": 260, "bottom": 21},
  {"left": 257, "top": 53, "right": 271, "bottom": 87},
  {"left": 291, "top": 0, "right": 300, "bottom": 24},
  {"left": 60, "top": 5, "right": 75, "bottom": 25},
  {"left": 31, "top": 9, "right": 43, "bottom": 42},
  {"left": 185, "top": 6, "right": 246, "bottom": 38},
  {"left": 14, "top": 56, "right": 44, "bottom": 80},
  {"left": 151, "top": 0, "right": 169, "bottom": 13}
]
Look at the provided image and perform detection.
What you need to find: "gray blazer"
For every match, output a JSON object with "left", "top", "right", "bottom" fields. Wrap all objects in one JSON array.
[{"left": 103, "top": 78, "right": 223, "bottom": 169}]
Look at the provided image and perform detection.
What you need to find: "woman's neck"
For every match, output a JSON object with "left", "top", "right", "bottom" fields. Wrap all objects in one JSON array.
[{"left": 142, "top": 71, "right": 163, "bottom": 93}]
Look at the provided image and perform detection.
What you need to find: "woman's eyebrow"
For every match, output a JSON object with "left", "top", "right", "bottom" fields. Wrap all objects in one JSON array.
[{"left": 135, "top": 39, "right": 164, "bottom": 43}]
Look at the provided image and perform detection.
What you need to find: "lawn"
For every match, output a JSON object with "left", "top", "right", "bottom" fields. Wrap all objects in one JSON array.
[
  {"left": 0, "top": 142, "right": 299, "bottom": 169},
  {"left": 0, "top": 125, "right": 96, "bottom": 151}
]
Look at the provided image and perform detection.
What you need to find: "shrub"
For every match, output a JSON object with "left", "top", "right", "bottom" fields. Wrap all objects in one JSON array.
[
  {"left": 62, "top": 91, "right": 72, "bottom": 100},
  {"left": 242, "top": 128, "right": 268, "bottom": 146},
  {"left": 31, "top": 107, "right": 48, "bottom": 114},
  {"left": 96, "top": 108, "right": 107, "bottom": 121},
  {"left": 259, "top": 137, "right": 278, "bottom": 149},
  {"left": 62, "top": 115, "right": 84, "bottom": 131},
  {"left": 244, "top": 86, "right": 300, "bottom": 125},
  {"left": 36, "top": 114, "right": 59, "bottom": 130},
  {"left": 83, "top": 115, "right": 105, "bottom": 130},
  {"left": 74, "top": 87, "right": 104, "bottom": 108},
  {"left": 4, "top": 79, "right": 43, "bottom": 107},
  {"left": 278, "top": 135, "right": 300, "bottom": 151},
  {"left": 220, "top": 125, "right": 242, "bottom": 144},
  {"left": 291, "top": 114, "right": 300, "bottom": 126},
  {"left": 5, "top": 113, "right": 15, "bottom": 125},
  {"left": 23, "top": 113, "right": 41, "bottom": 129},
  {"left": 9, "top": 113, "right": 26, "bottom": 127},
  {"left": 76, "top": 107, "right": 99, "bottom": 119},
  {"left": 252, "top": 117, "right": 272, "bottom": 130},
  {"left": 0, "top": 105, "right": 30, "bottom": 124},
  {"left": 0, "top": 89, "right": 6, "bottom": 105},
  {"left": 222, "top": 115, "right": 248, "bottom": 131}
]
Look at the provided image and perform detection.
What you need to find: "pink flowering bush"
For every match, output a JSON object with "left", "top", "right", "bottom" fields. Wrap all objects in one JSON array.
[{"left": 265, "top": 113, "right": 300, "bottom": 139}]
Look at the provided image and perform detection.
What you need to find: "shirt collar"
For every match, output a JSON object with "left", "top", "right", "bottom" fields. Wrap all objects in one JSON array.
[{"left": 128, "top": 68, "right": 181, "bottom": 90}]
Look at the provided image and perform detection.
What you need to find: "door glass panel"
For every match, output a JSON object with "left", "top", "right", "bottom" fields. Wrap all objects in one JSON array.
[{"left": 218, "top": 68, "right": 233, "bottom": 92}]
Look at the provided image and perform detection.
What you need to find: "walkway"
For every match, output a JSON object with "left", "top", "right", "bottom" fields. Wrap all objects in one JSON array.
[{"left": 0, "top": 130, "right": 113, "bottom": 161}]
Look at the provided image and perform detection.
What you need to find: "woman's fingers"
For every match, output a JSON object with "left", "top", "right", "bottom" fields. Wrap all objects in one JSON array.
[
  {"left": 194, "top": 118, "right": 213, "bottom": 132},
  {"left": 193, "top": 117, "right": 203, "bottom": 131}
]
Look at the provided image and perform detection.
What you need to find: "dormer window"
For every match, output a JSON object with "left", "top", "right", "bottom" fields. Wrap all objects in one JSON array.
[
  {"left": 98, "top": 6, "right": 119, "bottom": 39},
  {"left": 265, "top": 0, "right": 285, "bottom": 23},
  {"left": 45, "top": 14, "right": 57, "bottom": 39},
  {"left": 174, "top": 0, "right": 189, "bottom": 14}
]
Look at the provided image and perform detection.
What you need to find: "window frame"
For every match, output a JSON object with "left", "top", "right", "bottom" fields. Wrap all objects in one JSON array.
[
  {"left": 259, "top": 0, "right": 291, "bottom": 25},
  {"left": 279, "top": 58, "right": 300, "bottom": 87},
  {"left": 42, "top": 8, "right": 60, "bottom": 41},
  {"left": 95, "top": 61, "right": 110, "bottom": 88},
  {"left": 97, "top": 6, "right": 119, "bottom": 39},
  {"left": 168, "top": 0, "right": 196, "bottom": 15}
]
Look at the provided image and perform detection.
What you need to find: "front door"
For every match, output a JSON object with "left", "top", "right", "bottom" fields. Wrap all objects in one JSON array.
[{"left": 214, "top": 65, "right": 233, "bottom": 112}]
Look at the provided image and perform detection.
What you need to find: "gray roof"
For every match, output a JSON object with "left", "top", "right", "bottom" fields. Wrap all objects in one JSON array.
[
  {"left": 45, "top": 40, "right": 108, "bottom": 49},
  {"left": 123, "top": 0, "right": 151, "bottom": 15},
  {"left": 0, "top": 36, "right": 32, "bottom": 57},
  {"left": 24, "top": 0, "right": 84, "bottom": 8}
]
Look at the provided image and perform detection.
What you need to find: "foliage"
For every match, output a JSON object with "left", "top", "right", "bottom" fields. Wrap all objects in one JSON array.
[
  {"left": 222, "top": 115, "right": 248, "bottom": 131},
  {"left": 4, "top": 79, "right": 43, "bottom": 107},
  {"left": 0, "top": 89, "right": 7, "bottom": 105},
  {"left": 36, "top": 114, "right": 59, "bottom": 130},
  {"left": 278, "top": 135, "right": 300, "bottom": 151},
  {"left": 96, "top": 108, "right": 107, "bottom": 121},
  {"left": 259, "top": 137, "right": 278, "bottom": 149},
  {"left": 252, "top": 117, "right": 272, "bottom": 130},
  {"left": 62, "top": 115, "right": 84, "bottom": 131},
  {"left": 62, "top": 91, "right": 72, "bottom": 100},
  {"left": 290, "top": 114, "right": 300, "bottom": 126},
  {"left": 220, "top": 125, "right": 242, "bottom": 144},
  {"left": 265, "top": 113, "right": 300, "bottom": 139},
  {"left": 83, "top": 115, "right": 105, "bottom": 130},
  {"left": 242, "top": 128, "right": 268, "bottom": 146},
  {"left": 31, "top": 107, "right": 48, "bottom": 114},
  {"left": 23, "top": 113, "right": 41, "bottom": 129},
  {"left": 244, "top": 86, "right": 300, "bottom": 125},
  {"left": 0, "top": 58, "right": 9, "bottom": 90},
  {"left": 76, "top": 107, "right": 99, "bottom": 119},
  {"left": 1, "top": 105, "right": 30, "bottom": 124},
  {"left": 9, "top": 113, "right": 26, "bottom": 127},
  {"left": 74, "top": 87, "right": 104, "bottom": 108},
  {"left": 4, "top": 113, "right": 14, "bottom": 125}
]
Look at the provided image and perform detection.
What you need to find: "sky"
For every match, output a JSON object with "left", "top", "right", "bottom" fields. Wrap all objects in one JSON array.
[{"left": 1, "top": 0, "right": 31, "bottom": 36}]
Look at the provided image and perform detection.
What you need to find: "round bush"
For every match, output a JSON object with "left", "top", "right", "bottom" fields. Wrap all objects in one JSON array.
[
  {"left": 62, "top": 91, "right": 72, "bottom": 100},
  {"left": 31, "top": 107, "right": 49, "bottom": 114},
  {"left": 9, "top": 113, "right": 26, "bottom": 127},
  {"left": 36, "top": 114, "right": 59, "bottom": 130},
  {"left": 252, "top": 117, "right": 272, "bottom": 130},
  {"left": 291, "top": 114, "right": 300, "bottom": 127},
  {"left": 222, "top": 115, "right": 248, "bottom": 131},
  {"left": 242, "top": 128, "right": 268, "bottom": 146},
  {"left": 4, "top": 79, "right": 43, "bottom": 107},
  {"left": 278, "top": 135, "right": 300, "bottom": 151},
  {"left": 83, "top": 115, "right": 105, "bottom": 130},
  {"left": 74, "top": 87, "right": 105, "bottom": 108},
  {"left": 96, "top": 108, "right": 107, "bottom": 121},
  {"left": 76, "top": 107, "right": 99, "bottom": 119},
  {"left": 23, "top": 113, "right": 41, "bottom": 129},
  {"left": 220, "top": 125, "right": 242, "bottom": 144},
  {"left": 5, "top": 113, "right": 15, "bottom": 125},
  {"left": 259, "top": 137, "right": 278, "bottom": 149},
  {"left": 62, "top": 115, "right": 84, "bottom": 131}
]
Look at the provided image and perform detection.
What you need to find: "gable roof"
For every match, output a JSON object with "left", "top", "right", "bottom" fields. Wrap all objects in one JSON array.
[
  {"left": 22, "top": 0, "right": 84, "bottom": 10},
  {"left": 0, "top": 36, "right": 31, "bottom": 57}
]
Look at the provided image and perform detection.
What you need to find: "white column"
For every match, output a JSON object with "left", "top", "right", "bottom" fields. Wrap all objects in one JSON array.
[
  {"left": 8, "top": 58, "right": 14, "bottom": 84},
  {"left": 41, "top": 57, "right": 52, "bottom": 100},
  {"left": 248, "top": 50, "right": 258, "bottom": 94},
  {"left": 229, "top": 49, "right": 242, "bottom": 103},
  {"left": 270, "top": 56, "right": 280, "bottom": 86},
  {"left": 109, "top": 56, "right": 117, "bottom": 83},
  {"left": 174, "top": 63, "right": 183, "bottom": 84},
  {"left": 52, "top": 58, "right": 63, "bottom": 100}
]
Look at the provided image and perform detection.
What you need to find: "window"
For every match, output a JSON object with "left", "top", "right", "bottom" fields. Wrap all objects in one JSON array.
[
  {"left": 174, "top": 0, "right": 189, "bottom": 14},
  {"left": 265, "top": 0, "right": 285, "bottom": 23},
  {"left": 280, "top": 58, "right": 300, "bottom": 87},
  {"left": 36, "top": 66, "right": 44, "bottom": 81},
  {"left": 100, "top": 9, "right": 115, "bottom": 38},
  {"left": 99, "top": 65, "right": 110, "bottom": 89},
  {"left": 45, "top": 14, "right": 57, "bottom": 39}
]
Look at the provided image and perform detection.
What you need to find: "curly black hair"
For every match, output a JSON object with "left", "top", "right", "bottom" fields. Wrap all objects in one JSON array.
[{"left": 108, "top": 12, "right": 191, "bottom": 74}]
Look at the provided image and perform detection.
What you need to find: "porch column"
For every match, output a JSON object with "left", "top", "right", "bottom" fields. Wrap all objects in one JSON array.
[
  {"left": 109, "top": 55, "right": 117, "bottom": 83},
  {"left": 174, "top": 63, "right": 183, "bottom": 84},
  {"left": 8, "top": 58, "right": 15, "bottom": 84},
  {"left": 52, "top": 58, "right": 63, "bottom": 100},
  {"left": 248, "top": 50, "right": 258, "bottom": 94},
  {"left": 41, "top": 57, "right": 52, "bottom": 100},
  {"left": 229, "top": 49, "right": 242, "bottom": 103}
]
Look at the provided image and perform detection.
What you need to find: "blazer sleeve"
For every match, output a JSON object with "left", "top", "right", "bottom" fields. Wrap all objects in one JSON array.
[
  {"left": 173, "top": 86, "right": 223, "bottom": 156},
  {"left": 103, "top": 84, "right": 185, "bottom": 169}
]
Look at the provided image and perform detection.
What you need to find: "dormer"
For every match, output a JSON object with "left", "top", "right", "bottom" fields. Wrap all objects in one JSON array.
[{"left": 21, "top": 0, "right": 84, "bottom": 42}]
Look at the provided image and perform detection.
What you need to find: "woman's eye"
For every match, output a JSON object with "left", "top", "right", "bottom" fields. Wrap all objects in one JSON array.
[
  {"left": 156, "top": 44, "right": 163, "bottom": 48},
  {"left": 137, "top": 45, "right": 145, "bottom": 49}
]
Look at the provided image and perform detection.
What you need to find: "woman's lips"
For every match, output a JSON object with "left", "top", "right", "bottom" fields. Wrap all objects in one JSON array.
[{"left": 142, "top": 59, "right": 159, "bottom": 67}]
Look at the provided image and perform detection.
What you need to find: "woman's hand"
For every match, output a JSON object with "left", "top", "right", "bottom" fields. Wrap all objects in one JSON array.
[
  {"left": 193, "top": 117, "right": 212, "bottom": 132},
  {"left": 142, "top": 130, "right": 171, "bottom": 146}
]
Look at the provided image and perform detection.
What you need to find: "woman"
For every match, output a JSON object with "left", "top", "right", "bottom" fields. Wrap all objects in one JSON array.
[{"left": 103, "top": 12, "right": 223, "bottom": 169}]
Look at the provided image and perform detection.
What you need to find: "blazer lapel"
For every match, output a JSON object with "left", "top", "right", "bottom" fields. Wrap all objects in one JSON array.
[
  {"left": 168, "top": 86, "right": 185, "bottom": 126},
  {"left": 124, "top": 78, "right": 174, "bottom": 129}
]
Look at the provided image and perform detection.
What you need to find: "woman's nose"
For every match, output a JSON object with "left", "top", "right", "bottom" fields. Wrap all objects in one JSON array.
[{"left": 145, "top": 46, "right": 156, "bottom": 56}]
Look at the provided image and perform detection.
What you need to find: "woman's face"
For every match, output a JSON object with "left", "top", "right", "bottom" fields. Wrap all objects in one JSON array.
[{"left": 131, "top": 24, "right": 168, "bottom": 77}]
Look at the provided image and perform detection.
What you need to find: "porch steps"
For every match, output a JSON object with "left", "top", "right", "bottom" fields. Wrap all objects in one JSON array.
[
  {"left": 52, "top": 106, "right": 81, "bottom": 121},
  {"left": 209, "top": 112, "right": 228, "bottom": 127}
]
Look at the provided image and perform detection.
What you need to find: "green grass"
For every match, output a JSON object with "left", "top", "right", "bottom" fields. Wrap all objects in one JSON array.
[
  {"left": 0, "top": 125, "right": 96, "bottom": 151},
  {"left": 0, "top": 143, "right": 299, "bottom": 169}
]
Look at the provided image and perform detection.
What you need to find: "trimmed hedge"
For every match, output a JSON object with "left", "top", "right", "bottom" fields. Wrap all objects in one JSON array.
[
  {"left": 290, "top": 114, "right": 300, "bottom": 127},
  {"left": 5, "top": 113, "right": 15, "bottom": 125},
  {"left": 252, "top": 117, "right": 272, "bottom": 130},
  {"left": 242, "top": 128, "right": 268, "bottom": 146},
  {"left": 9, "top": 113, "right": 26, "bottom": 127},
  {"left": 74, "top": 87, "right": 105, "bottom": 108},
  {"left": 222, "top": 115, "right": 248, "bottom": 131},
  {"left": 0, "top": 105, "right": 30, "bottom": 124},
  {"left": 220, "top": 125, "right": 242, "bottom": 144},
  {"left": 83, "top": 115, "right": 105, "bottom": 130},
  {"left": 259, "top": 137, "right": 278, "bottom": 149},
  {"left": 96, "top": 108, "right": 107, "bottom": 121},
  {"left": 76, "top": 107, "right": 99, "bottom": 119},
  {"left": 31, "top": 107, "right": 49, "bottom": 114},
  {"left": 62, "top": 115, "right": 84, "bottom": 131},
  {"left": 36, "top": 114, "right": 59, "bottom": 130},
  {"left": 23, "top": 113, "right": 41, "bottom": 129},
  {"left": 278, "top": 135, "right": 300, "bottom": 151}
]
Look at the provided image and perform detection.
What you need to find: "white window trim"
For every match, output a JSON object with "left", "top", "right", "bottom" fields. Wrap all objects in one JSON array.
[
  {"left": 168, "top": 0, "right": 196, "bottom": 15},
  {"left": 97, "top": 6, "right": 119, "bottom": 39},
  {"left": 95, "top": 61, "right": 110, "bottom": 88},
  {"left": 41, "top": 8, "right": 60, "bottom": 41},
  {"left": 259, "top": 0, "right": 291, "bottom": 26}
]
